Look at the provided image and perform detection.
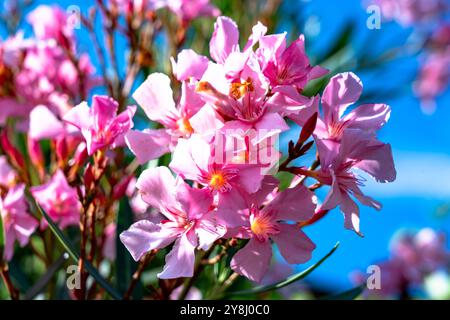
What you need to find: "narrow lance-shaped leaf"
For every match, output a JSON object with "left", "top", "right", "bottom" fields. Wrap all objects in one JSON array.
[
  {"left": 321, "top": 284, "right": 365, "bottom": 300},
  {"left": 35, "top": 202, "right": 122, "bottom": 300},
  {"left": 225, "top": 242, "right": 339, "bottom": 297}
]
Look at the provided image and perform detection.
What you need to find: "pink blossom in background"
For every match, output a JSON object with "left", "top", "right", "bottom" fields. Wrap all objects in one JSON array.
[
  {"left": 27, "top": 5, "right": 74, "bottom": 49},
  {"left": 353, "top": 228, "right": 449, "bottom": 298},
  {"left": 31, "top": 169, "right": 81, "bottom": 229},
  {"left": 103, "top": 223, "right": 117, "bottom": 261},
  {"left": 120, "top": 167, "right": 226, "bottom": 279},
  {"left": 166, "top": 0, "right": 220, "bottom": 24},
  {"left": 373, "top": 0, "right": 448, "bottom": 26},
  {"left": 414, "top": 50, "right": 450, "bottom": 113},
  {"left": 0, "top": 184, "right": 38, "bottom": 261},
  {"left": 63, "top": 95, "right": 136, "bottom": 155}
]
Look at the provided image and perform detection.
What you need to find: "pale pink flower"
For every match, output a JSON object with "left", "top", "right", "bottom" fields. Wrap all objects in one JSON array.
[
  {"left": 229, "top": 183, "right": 316, "bottom": 282},
  {"left": 312, "top": 130, "right": 396, "bottom": 235},
  {"left": 31, "top": 169, "right": 81, "bottom": 229},
  {"left": 170, "top": 134, "right": 267, "bottom": 227},
  {"left": 307, "top": 72, "right": 393, "bottom": 168},
  {"left": 0, "top": 184, "right": 38, "bottom": 261},
  {"left": 372, "top": 0, "right": 447, "bottom": 26},
  {"left": 257, "top": 33, "right": 328, "bottom": 90},
  {"left": 120, "top": 167, "right": 226, "bottom": 279},
  {"left": 63, "top": 95, "right": 136, "bottom": 155},
  {"left": 125, "top": 73, "right": 223, "bottom": 163}
]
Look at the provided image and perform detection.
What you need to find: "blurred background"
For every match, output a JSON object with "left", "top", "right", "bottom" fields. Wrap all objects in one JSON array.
[{"left": 1, "top": 0, "right": 449, "bottom": 298}]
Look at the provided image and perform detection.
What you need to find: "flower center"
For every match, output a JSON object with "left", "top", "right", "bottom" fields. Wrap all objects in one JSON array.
[
  {"left": 176, "top": 117, "right": 194, "bottom": 136},
  {"left": 209, "top": 172, "right": 227, "bottom": 190},
  {"left": 229, "top": 78, "right": 254, "bottom": 100},
  {"left": 250, "top": 209, "right": 280, "bottom": 241}
]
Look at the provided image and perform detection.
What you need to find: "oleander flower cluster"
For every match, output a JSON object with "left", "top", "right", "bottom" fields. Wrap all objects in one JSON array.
[
  {"left": 118, "top": 16, "right": 396, "bottom": 282},
  {"left": 0, "top": 0, "right": 399, "bottom": 300}
]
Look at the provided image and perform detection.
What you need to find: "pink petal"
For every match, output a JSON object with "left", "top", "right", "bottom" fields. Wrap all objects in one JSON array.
[
  {"left": 29, "top": 105, "right": 66, "bottom": 140},
  {"left": 63, "top": 101, "right": 92, "bottom": 130},
  {"left": 346, "top": 103, "right": 391, "bottom": 131},
  {"left": 355, "top": 143, "right": 396, "bottom": 183},
  {"left": 340, "top": 193, "right": 363, "bottom": 236},
  {"left": 171, "top": 49, "right": 209, "bottom": 81},
  {"left": 169, "top": 135, "right": 210, "bottom": 180},
  {"left": 176, "top": 182, "right": 213, "bottom": 220},
  {"left": 272, "top": 224, "right": 315, "bottom": 264},
  {"left": 231, "top": 238, "right": 272, "bottom": 283},
  {"left": 13, "top": 214, "right": 39, "bottom": 246},
  {"left": 120, "top": 220, "right": 179, "bottom": 261},
  {"left": 265, "top": 184, "right": 316, "bottom": 222},
  {"left": 92, "top": 95, "right": 119, "bottom": 130},
  {"left": 322, "top": 72, "right": 363, "bottom": 124},
  {"left": 188, "top": 104, "right": 224, "bottom": 137},
  {"left": 195, "top": 214, "right": 226, "bottom": 250},
  {"left": 209, "top": 16, "right": 239, "bottom": 64},
  {"left": 234, "top": 166, "right": 265, "bottom": 194},
  {"left": 321, "top": 171, "right": 342, "bottom": 211},
  {"left": 216, "top": 189, "right": 249, "bottom": 228},
  {"left": 135, "top": 167, "right": 179, "bottom": 215},
  {"left": 125, "top": 129, "right": 171, "bottom": 164},
  {"left": 132, "top": 73, "right": 178, "bottom": 126},
  {"left": 158, "top": 231, "right": 197, "bottom": 279}
]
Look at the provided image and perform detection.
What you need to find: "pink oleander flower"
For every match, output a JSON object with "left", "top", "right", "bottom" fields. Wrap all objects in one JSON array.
[
  {"left": 170, "top": 134, "right": 268, "bottom": 227},
  {"left": 63, "top": 95, "right": 136, "bottom": 155},
  {"left": 312, "top": 130, "right": 396, "bottom": 235},
  {"left": 125, "top": 73, "right": 223, "bottom": 163},
  {"left": 229, "top": 181, "right": 316, "bottom": 282},
  {"left": 310, "top": 72, "right": 391, "bottom": 156},
  {"left": 256, "top": 33, "right": 328, "bottom": 90},
  {"left": 0, "top": 184, "right": 39, "bottom": 261},
  {"left": 414, "top": 50, "right": 450, "bottom": 113},
  {"left": 27, "top": 5, "right": 74, "bottom": 49},
  {"left": 120, "top": 167, "right": 226, "bottom": 278},
  {"left": 31, "top": 169, "right": 81, "bottom": 229}
]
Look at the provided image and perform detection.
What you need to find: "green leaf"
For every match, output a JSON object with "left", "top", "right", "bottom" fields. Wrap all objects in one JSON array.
[
  {"left": 321, "top": 284, "right": 365, "bottom": 300},
  {"left": 36, "top": 202, "right": 122, "bottom": 300},
  {"left": 115, "top": 198, "right": 138, "bottom": 296},
  {"left": 226, "top": 242, "right": 340, "bottom": 297}
]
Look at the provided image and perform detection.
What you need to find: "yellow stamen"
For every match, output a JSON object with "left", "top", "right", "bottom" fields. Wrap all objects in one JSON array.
[
  {"left": 209, "top": 173, "right": 226, "bottom": 190},
  {"left": 229, "top": 77, "right": 254, "bottom": 100},
  {"left": 176, "top": 117, "right": 194, "bottom": 136}
]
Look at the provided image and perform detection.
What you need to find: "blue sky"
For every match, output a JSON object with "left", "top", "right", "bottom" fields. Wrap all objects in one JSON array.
[{"left": 2, "top": 0, "right": 450, "bottom": 292}]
